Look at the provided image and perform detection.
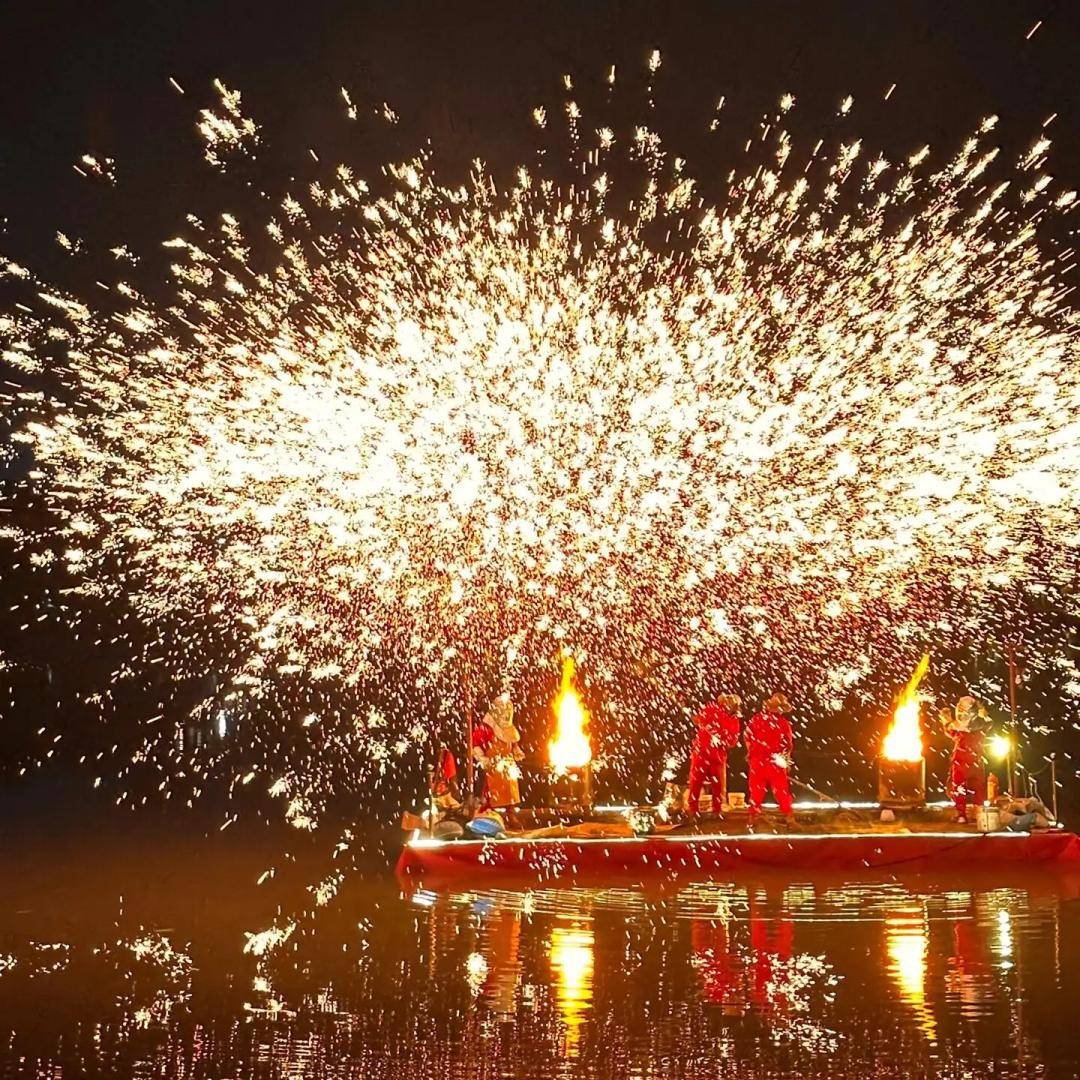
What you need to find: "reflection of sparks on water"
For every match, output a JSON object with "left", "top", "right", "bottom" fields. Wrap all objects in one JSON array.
[
  {"left": 885, "top": 912, "right": 937, "bottom": 1041},
  {"left": 465, "top": 951, "right": 489, "bottom": 996},
  {"left": 549, "top": 924, "right": 594, "bottom": 1056},
  {"left": 0, "top": 932, "right": 193, "bottom": 1030}
]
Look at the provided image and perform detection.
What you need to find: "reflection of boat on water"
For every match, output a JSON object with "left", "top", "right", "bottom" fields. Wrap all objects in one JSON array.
[
  {"left": 401, "top": 859, "right": 1074, "bottom": 1071},
  {"left": 397, "top": 805, "right": 1080, "bottom": 884},
  {"left": 400, "top": 855, "right": 1080, "bottom": 909}
]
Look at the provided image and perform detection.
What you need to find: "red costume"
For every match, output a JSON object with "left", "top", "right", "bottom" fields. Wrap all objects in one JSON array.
[
  {"left": 471, "top": 720, "right": 495, "bottom": 758},
  {"left": 431, "top": 747, "right": 458, "bottom": 798},
  {"left": 470, "top": 720, "right": 499, "bottom": 809},
  {"left": 471, "top": 694, "right": 523, "bottom": 810},
  {"left": 688, "top": 703, "right": 740, "bottom": 814},
  {"left": 946, "top": 726, "right": 984, "bottom": 822},
  {"left": 745, "top": 708, "right": 794, "bottom": 817}
]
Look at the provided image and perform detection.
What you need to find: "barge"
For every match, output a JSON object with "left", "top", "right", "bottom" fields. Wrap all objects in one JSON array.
[{"left": 397, "top": 803, "right": 1080, "bottom": 883}]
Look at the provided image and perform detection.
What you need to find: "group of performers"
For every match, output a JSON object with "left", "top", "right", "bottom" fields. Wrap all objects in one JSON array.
[
  {"left": 687, "top": 690, "right": 1018, "bottom": 825},
  {"left": 688, "top": 693, "right": 795, "bottom": 821},
  {"left": 463, "top": 688, "right": 799, "bottom": 823},
  {"left": 422, "top": 688, "right": 1021, "bottom": 828}
]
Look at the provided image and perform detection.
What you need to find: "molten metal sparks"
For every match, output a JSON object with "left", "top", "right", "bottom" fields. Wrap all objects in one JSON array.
[
  {"left": 2, "top": 62, "right": 1080, "bottom": 822},
  {"left": 882, "top": 654, "right": 929, "bottom": 763},
  {"left": 549, "top": 655, "right": 592, "bottom": 773}
]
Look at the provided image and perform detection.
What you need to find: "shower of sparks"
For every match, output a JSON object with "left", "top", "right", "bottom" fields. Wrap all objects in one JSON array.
[{"left": 2, "top": 64, "right": 1080, "bottom": 823}]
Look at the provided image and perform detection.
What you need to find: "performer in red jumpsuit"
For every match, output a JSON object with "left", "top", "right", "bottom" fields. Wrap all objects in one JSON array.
[
  {"left": 942, "top": 696, "right": 985, "bottom": 823},
  {"left": 431, "top": 745, "right": 460, "bottom": 803},
  {"left": 471, "top": 692, "right": 523, "bottom": 812},
  {"left": 745, "top": 693, "right": 794, "bottom": 821},
  {"left": 688, "top": 694, "right": 741, "bottom": 816}
]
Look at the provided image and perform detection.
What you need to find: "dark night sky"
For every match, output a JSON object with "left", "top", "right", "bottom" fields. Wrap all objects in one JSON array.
[{"left": 3, "top": 0, "right": 1080, "bottom": 269}]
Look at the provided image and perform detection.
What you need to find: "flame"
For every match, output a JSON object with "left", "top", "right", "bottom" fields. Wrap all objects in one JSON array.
[
  {"left": 549, "top": 655, "right": 592, "bottom": 773},
  {"left": 882, "top": 653, "right": 929, "bottom": 762}
]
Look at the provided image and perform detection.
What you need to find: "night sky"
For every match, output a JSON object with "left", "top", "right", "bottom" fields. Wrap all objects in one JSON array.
[{"left": 3, "top": 1, "right": 1080, "bottom": 268}]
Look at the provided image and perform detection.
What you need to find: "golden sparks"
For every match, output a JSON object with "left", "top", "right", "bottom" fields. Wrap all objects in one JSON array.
[{"left": 3, "top": 70, "right": 1080, "bottom": 821}]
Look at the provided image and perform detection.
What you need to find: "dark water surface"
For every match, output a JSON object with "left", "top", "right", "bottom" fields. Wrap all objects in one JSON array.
[{"left": 2, "top": 814, "right": 1079, "bottom": 1079}]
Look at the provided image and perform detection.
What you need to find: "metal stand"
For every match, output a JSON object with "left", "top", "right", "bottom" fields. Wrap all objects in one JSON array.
[
  {"left": 427, "top": 764, "right": 436, "bottom": 838},
  {"left": 877, "top": 758, "right": 927, "bottom": 810},
  {"left": 465, "top": 702, "right": 476, "bottom": 816},
  {"left": 1007, "top": 642, "right": 1019, "bottom": 794}
]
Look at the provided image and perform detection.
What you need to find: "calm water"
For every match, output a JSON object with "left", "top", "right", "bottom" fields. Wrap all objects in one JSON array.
[{"left": 2, "top": 819, "right": 1079, "bottom": 1079}]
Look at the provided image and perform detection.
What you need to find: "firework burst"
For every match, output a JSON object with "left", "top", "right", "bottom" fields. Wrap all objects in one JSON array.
[{"left": 2, "top": 66, "right": 1079, "bottom": 820}]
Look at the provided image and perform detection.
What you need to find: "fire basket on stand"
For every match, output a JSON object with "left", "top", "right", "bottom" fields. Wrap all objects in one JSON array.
[
  {"left": 878, "top": 654, "right": 929, "bottom": 809},
  {"left": 549, "top": 654, "right": 593, "bottom": 811}
]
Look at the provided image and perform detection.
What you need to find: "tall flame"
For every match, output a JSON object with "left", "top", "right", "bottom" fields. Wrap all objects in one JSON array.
[
  {"left": 882, "top": 653, "right": 929, "bottom": 762},
  {"left": 549, "top": 655, "right": 592, "bottom": 773}
]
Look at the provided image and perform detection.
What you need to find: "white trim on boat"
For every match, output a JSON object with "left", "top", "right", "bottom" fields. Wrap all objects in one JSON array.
[{"left": 406, "top": 829, "right": 1029, "bottom": 849}]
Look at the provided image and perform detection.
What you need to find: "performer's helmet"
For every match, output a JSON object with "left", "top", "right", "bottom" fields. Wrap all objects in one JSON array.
[{"left": 955, "top": 695, "right": 978, "bottom": 718}]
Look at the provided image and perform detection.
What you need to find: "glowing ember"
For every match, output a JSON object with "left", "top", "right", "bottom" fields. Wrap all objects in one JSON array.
[
  {"left": 882, "top": 654, "right": 929, "bottom": 762},
  {"left": 549, "top": 656, "right": 592, "bottom": 773}
]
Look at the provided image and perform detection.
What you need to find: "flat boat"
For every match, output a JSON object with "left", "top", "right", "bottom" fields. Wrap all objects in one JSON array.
[{"left": 397, "top": 802, "right": 1080, "bottom": 883}]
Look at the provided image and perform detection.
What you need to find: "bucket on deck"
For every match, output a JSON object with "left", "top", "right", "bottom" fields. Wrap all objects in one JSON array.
[
  {"left": 467, "top": 811, "right": 506, "bottom": 837},
  {"left": 976, "top": 804, "right": 1002, "bottom": 833},
  {"left": 877, "top": 758, "right": 926, "bottom": 809}
]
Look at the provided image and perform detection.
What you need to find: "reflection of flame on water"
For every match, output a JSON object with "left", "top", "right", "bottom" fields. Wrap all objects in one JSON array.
[
  {"left": 996, "top": 909, "right": 1013, "bottom": 966},
  {"left": 885, "top": 911, "right": 937, "bottom": 1041},
  {"left": 549, "top": 655, "right": 592, "bottom": 774},
  {"left": 549, "top": 923, "right": 594, "bottom": 1056},
  {"left": 882, "top": 653, "right": 929, "bottom": 762}
]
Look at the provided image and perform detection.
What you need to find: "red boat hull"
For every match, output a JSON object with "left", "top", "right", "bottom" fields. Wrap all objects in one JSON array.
[{"left": 397, "top": 829, "right": 1080, "bottom": 882}]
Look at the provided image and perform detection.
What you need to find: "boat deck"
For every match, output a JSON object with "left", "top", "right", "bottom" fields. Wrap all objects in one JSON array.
[
  {"left": 398, "top": 803, "right": 1080, "bottom": 882},
  {"left": 524, "top": 802, "right": 991, "bottom": 837}
]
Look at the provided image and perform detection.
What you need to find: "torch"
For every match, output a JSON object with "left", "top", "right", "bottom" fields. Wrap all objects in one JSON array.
[
  {"left": 549, "top": 654, "right": 594, "bottom": 811},
  {"left": 878, "top": 654, "right": 929, "bottom": 810}
]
